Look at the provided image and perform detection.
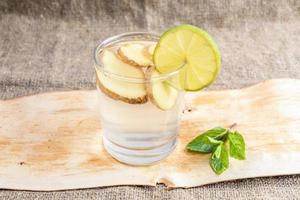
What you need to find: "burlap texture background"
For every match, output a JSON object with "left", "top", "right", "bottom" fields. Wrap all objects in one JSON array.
[{"left": 0, "top": 0, "right": 300, "bottom": 199}]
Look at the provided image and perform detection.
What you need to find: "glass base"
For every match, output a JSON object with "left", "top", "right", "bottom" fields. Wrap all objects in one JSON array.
[{"left": 102, "top": 136, "right": 177, "bottom": 165}]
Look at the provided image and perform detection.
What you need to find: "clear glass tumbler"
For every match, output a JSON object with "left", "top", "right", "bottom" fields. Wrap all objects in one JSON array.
[{"left": 94, "top": 32, "right": 185, "bottom": 165}]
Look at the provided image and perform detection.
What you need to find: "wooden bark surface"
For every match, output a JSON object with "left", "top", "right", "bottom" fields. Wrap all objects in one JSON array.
[{"left": 0, "top": 79, "right": 300, "bottom": 191}]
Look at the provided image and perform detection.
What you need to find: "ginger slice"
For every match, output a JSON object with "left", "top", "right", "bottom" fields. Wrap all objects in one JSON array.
[
  {"left": 145, "top": 66, "right": 178, "bottom": 110},
  {"left": 118, "top": 43, "right": 153, "bottom": 67},
  {"left": 143, "top": 44, "right": 156, "bottom": 61},
  {"left": 96, "top": 50, "right": 147, "bottom": 104}
]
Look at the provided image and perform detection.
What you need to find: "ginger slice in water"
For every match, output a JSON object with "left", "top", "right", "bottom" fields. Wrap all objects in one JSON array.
[
  {"left": 145, "top": 66, "right": 178, "bottom": 110},
  {"left": 96, "top": 50, "right": 147, "bottom": 104},
  {"left": 118, "top": 43, "right": 153, "bottom": 67},
  {"left": 143, "top": 44, "right": 156, "bottom": 61}
]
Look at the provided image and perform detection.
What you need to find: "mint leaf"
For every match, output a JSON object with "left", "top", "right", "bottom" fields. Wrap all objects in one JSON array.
[
  {"left": 210, "top": 144, "right": 229, "bottom": 175},
  {"left": 228, "top": 131, "right": 246, "bottom": 160},
  {"left": 186, "top": 127, "right": 228, "bottom": 153}
]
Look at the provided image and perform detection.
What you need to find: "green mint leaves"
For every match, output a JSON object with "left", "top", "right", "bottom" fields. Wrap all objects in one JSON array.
[
  {"left": 210, "top": 144, "right": 229, "bottom": 175},
  {"left": 186, "top": 127, "right": 227, "bottom": 153},
  {"left": 186, "top": 125, "right": 246, "bottom": 175},
  {"left": 228, "top": 131, "right": 246, "bottom": 160}
]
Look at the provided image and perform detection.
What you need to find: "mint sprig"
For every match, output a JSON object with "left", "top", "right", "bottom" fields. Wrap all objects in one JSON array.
[{"left": 186, "top": 124, "right": 246, "bottom": 175}]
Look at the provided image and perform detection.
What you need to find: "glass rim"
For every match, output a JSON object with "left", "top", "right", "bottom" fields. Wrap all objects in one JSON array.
[{"left": 93, "top": 32, "right": 184, "bottom": 83}]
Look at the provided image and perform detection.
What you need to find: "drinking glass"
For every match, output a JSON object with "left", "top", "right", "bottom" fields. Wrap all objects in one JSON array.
[{"left": 94, "top": 32, "right": 185, "bottom": 165}]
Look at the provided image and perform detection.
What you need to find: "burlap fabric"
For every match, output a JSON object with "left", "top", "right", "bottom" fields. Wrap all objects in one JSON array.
[{"left": 0, "top": 0, "right": 300, "bottom": 199}]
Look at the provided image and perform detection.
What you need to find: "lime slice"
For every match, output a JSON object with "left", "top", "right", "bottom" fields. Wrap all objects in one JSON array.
[{"left": 153, "top": 24, "right": 221, "bottom": 91}]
